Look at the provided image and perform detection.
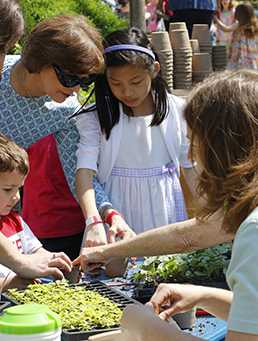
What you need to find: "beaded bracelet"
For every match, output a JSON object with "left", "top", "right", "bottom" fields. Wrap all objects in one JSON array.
[{"left": 100, "top": 205, "right": 114, "bottom": 222}]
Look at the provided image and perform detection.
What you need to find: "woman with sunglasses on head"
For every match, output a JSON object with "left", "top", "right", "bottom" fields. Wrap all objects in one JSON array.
[{"left": 0, "top": 14, "right": 134, "bottom": 261}]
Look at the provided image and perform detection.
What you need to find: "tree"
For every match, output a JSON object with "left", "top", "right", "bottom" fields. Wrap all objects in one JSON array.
[{"left": 130, "top": 0, "right": 146, "bottom": 32}]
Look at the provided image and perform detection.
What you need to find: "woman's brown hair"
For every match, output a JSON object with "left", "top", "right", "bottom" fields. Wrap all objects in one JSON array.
[
  {"left": 21, "top": 15, "right": 104, "bottom": 75},
  {"left": 184, "top": 69, "right": 258, "bottom": 234},
  {"left": 0, "top": 0, "right": 25, "bottom": 53}
]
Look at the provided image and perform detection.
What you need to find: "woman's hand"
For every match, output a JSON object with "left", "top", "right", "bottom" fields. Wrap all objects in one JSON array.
[
  {"left": 72, "top": 245, "right": 108, "bottom": 273},
  {"left": 150, "top": 283, "right": 202, "bottom": 321},
  {"left": 151, "top": 283, "right": 234, "bottom": 323},
  {"left": 84, "top": 222, "right": 107, "bottom": 247}
]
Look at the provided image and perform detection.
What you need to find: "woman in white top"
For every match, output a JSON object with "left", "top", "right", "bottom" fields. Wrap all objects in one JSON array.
[{"left": 75, "top": 27, "right": 197, "bottom": 247}]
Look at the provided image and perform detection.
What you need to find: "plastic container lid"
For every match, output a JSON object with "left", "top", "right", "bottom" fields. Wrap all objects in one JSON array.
[{"left": 0, "top": 304, "right": 61, "bottom": 335}]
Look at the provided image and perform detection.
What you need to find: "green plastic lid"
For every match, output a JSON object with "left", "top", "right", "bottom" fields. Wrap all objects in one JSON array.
[{"left": 0, "top": 304, "right": 61, "bottom": 335}]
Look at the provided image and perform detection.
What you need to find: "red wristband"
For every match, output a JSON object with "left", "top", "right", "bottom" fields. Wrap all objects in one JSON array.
[
  {"left": 85, "top": 215, "right": 103, "bottom": 228},
  {"left": 105, "top": 211, "right": 124, "bottom": 225}
]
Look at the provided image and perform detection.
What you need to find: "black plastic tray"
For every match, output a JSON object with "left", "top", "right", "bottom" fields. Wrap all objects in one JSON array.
[
  {"left": 0, "top": 301, "right": 11, "bottom": 316},
  {"left": 1, "top": 281, "right": 140, "bottom": 341},
  {"left": 133, "top": 282, "right": 157, "bottom": 304},
  {"left": 133, "top": 280, "right": 229, "bottom": 304}
]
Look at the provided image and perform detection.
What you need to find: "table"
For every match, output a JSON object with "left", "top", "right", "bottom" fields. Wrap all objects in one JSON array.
[{"left": 80, "top": 261, "right": 227, "bottom": 341}]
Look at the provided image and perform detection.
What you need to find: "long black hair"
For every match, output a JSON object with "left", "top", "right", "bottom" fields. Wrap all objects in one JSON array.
[{"left": 79, "top": 27, "right": 171, "bottom": 140}]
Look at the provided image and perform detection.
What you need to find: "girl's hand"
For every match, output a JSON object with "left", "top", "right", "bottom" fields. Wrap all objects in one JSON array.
[
  {"left": 150, "top": 283, "right": 202, "bottom": 321},
  {"left": 108, "top": 215, "right": 137, "bottom": 264},
  {"left": 84, "top": 223, "right": 107, "bottom": 247},
  {"left": 108, "top": 215, "right": 136, "bottom": 243}
]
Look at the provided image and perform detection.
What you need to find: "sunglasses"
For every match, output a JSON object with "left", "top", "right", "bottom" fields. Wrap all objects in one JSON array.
[{"left": 53, "top": 64, "right": 96, "bottom": 88}]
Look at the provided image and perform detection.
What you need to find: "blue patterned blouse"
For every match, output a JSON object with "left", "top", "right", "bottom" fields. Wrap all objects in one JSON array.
[{"left": 0, "top": 55, "right": 110, "bottom": 211}]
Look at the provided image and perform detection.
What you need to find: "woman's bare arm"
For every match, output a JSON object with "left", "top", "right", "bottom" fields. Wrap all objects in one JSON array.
[{"left": 73, "top": 212, "right": 234, "bottom": 272}]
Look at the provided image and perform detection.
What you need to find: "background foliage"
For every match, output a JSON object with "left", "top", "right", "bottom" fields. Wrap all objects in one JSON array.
[
  {"left": 251, "top": 0, "right": 258, "bottom": 8},
  {"left": 17, "top": 0, "right": 127, "bottom": 46}
]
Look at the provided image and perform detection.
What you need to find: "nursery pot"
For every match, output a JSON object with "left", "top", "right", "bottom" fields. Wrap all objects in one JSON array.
[
  {"left": 170, "top": 29, "right": 191, "bottom": 50},
  {"left": 0, "top": 304, "right": 61, "bottom": 340},
  {"left": 51, "top": 264, "right": 80, "bottom": 284},
  {"left": 151, "top": 31, "right": 171, "bottom": 51},
  {"left": 172, "top": 307, "right": 196, "bottom": 329},
  {"left": 105, "top": 258, "right": 129, "bottom": 277}
]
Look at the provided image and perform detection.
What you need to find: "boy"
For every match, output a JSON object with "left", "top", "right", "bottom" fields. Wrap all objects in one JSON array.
[{"left": 0, "top": 133, "right": 71, "bottom": 291}]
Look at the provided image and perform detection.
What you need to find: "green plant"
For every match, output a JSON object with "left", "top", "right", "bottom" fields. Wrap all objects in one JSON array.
[
  {"left": 134, "top": 244, "right": 231, "bottom": 285},
  {"left": 11, "top": 42, "right": 22, "bottom": 55},
  {"left": 78, "top": 84, "right": 95, "bottom": 106},
  {"left": 18, "top": 0, "right": 79, "bottom": 44},
  {"left": 7, "top": 279, "right": 122, "bottom": 331},
  {"left": 8, "top": 0, "right": 127, "bottom": 56},
  {"left": 76, "top": 0, "right": 127, "bottom": 38},
  {"left": 15, "top": 0, "right": 127, "bottom": 46}
]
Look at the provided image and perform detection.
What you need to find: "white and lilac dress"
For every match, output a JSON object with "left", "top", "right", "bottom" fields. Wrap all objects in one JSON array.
[{"left": 76, "top": 93, "right": 193, "bottom": 235}]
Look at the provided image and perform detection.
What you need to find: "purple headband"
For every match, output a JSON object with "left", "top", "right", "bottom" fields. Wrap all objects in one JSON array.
[{"left": 103, "top": 44, "right": 156, "bottom": 60}]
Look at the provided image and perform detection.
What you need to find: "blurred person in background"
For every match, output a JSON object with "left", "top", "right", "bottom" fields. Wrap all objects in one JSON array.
[{"left": 167, "top": 0, "right": 220, "bottom": 38}]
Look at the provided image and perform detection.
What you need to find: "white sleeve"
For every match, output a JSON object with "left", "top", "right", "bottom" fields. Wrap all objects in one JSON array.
[
  {"left": 227, "top": 216, "right": 258, "bottom": 334},
  {"left": 75, "top": 109, "right": 102, "bottom": 172},
  {"left": 168, "top": 94, "right": 194, "bottom": 169},
  {"left": 0, "top": 217, "right": 42, "bottom": 278},
  {"left": 20, "top": 217, "right": 42, "bottom": 255},
  {"left": 178, "top": 108, "right": 194, "bottom": 168}
]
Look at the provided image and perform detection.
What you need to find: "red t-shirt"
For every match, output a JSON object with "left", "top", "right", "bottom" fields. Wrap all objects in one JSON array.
[{"left": 22, "top": 135, "right": 85, "bottom": 239}]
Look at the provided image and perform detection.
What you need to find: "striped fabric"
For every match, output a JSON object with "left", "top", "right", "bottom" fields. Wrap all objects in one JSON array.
[{"left": 110, "top": 161, "right": 187, "bottom": 223}]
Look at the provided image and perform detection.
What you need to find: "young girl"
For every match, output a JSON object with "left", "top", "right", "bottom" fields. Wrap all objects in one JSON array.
[
  {"left": 120, "top": 69, "right": 258, "bottom": 341},
  {"left": 214, "top": 0, "right": 258, "bottom": 70},
  {"left": 145, "top": 0, "right": 159, "bottom": 32},
  {"left": 75, "top": 27, "right": 197, "bottom": 246},
  {"left": 216, "top": 0, "right": 236, "bottom": 47}
]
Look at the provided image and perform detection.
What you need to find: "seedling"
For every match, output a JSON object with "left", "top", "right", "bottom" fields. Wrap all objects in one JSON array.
[
  {"left": 134, "top": 244, "right": 231, "bottom": 285},
  {"left": 7, "top": 279, "right": 122, "bottom": 331}
]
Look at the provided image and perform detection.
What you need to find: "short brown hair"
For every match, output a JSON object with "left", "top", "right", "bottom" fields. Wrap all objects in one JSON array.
[
  {"left": 0, "top": 0, "right": 25, "bottom": 53},
  {"left": 21, "top": 15, "right": 104, "bottom": 75},
  {"left": 0, "top": 133, "right": 29, "bottom": 176},
  {"left": 184, "top": 69, "right": 258, "bottom": 234}
]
